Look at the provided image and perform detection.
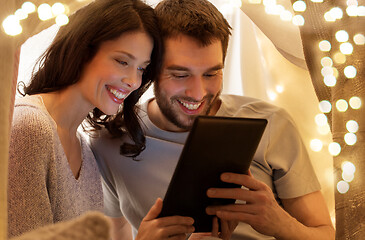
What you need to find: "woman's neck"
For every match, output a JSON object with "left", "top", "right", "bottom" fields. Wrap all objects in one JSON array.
[{"left": 39, "top": 86, "right": 93, "bottom": 134}]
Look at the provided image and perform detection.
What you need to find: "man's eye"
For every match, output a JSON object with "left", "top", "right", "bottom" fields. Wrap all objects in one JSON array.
[
  {"left": 204, "top": 71, "right": 218, "bottom": 77},
  {"left": 172, "top": 73, "right": 189, "bottom": 79}
]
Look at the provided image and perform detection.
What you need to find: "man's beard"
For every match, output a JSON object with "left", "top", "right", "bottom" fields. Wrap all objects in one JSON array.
[{"left": 154, "top": 83, "right": 221, "bottom": 130}]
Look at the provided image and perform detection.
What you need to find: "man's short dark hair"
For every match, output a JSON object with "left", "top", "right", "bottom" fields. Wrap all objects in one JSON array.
[{"left": 155, "top": 0, "right": 232, "bottom": 61}]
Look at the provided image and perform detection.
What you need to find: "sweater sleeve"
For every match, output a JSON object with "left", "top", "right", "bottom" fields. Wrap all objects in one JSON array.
[{"left": 8, "top": 105, "right": 55, "bottom": 237}]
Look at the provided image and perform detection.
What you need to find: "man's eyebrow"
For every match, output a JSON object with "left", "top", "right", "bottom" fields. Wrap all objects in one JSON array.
[
  {"left": 165, "top": 65, "right": 190, "bottom": 71},
  {"left": 166, "top": 64, "right": 224, "bottom": 72}
]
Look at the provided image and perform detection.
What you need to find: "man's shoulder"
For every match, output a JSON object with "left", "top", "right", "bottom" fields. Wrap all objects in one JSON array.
[{"left": 219, "top": 94, "right": 287, "bottom": 119}]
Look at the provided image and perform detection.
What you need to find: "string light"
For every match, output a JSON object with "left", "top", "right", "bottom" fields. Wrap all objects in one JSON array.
[
  {"left": 310, "top": 139, "right": 323, "bottom": 152},
  {"left": 346, "top": 120, "right": 359, "bottom": 133},
  {"left": 353, "top": 33, "right": 365, "bottom": 45},
  {"left": 319, "top": 40, "right": 331, "bottom": 52},
  {"left": 349, "top": 97, "right": 362, "bottom": 109},
  {"left": 340, "top": 42, "right": 354, "bottom": 55},
  {"left": 344, "top": 65, "right": 357, "bottom": 78},
  {"left": 315, "top": 113, "right": 328, "bottom": 126},
  {"left": 333, "top": 52, "right": 347, "bottom": 64},
  {"left": 293, "top": 1, "right": 306, "bottom": 12},
  {"left": 22, "top": 2, "right": 36, "bottom": 14},
  {"left": 336, "top": 99, "right": 349, "bottom": 112},
  {"left": 319, "top": 100, "right": 332, "bottom": 113},
  {"left": 328, "top": 142, "right": 341, "bottom": 156},
  {"left": 2, "top": 2, "right": 69, "bottom": 37},
  {"left": 321, "top": 57, "right": 333, "bottom": 67},
  {"left": 337, "top": 180, "right": 349, "bottom": 194},
  {"left": 344, "top": 133, "right": 357, "bottom": 145},
  {"left": 335, "top": 30, "right": 349, "bottom": 42}
]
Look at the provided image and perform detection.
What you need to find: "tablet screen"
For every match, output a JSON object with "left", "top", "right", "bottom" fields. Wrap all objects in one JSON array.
[{"left": 158, "top": 116, "right": 267, "bottom": 232}]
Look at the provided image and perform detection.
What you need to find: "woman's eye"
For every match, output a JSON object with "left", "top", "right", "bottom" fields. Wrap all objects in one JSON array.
[
  {"left": 116, "top": 59, "right": 128, "bottom": 66},
  {"left": 137, "top": 66, "right": 146, "bottom": 73}
]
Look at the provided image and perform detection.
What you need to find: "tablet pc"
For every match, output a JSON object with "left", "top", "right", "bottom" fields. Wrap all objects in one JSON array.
[{"left": 158, "top": 116, "right": 267, "bottom": 232}]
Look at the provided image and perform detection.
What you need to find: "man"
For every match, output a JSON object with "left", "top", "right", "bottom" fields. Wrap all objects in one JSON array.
[{"left": 90, "top": 0, "right": 335, "bottom": 239}]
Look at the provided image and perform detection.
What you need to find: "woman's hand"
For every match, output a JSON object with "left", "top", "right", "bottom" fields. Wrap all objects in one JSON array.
[{"left": 136, "top": 198, "right": 195, "bottom": 240}]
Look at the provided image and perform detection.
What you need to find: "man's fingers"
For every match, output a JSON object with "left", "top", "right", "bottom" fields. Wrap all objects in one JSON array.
[
  {"left": 206, "top": 203, "right": 258, "bottom": 215},
  {"left": 220, "top": 172, "right": 264, "bottom": 190},
  {"left": 143, "top": 198, "right": 163, "bottom": 221}
]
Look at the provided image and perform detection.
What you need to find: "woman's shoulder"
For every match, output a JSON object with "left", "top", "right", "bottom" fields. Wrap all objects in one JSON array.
[{"left": 12, "top": 95, "right": 56, "bottom": 140}]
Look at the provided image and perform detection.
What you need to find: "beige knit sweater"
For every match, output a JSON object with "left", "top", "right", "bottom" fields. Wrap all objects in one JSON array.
[{"left": 8, "top": 95, "right": 103, "bottom": 238}]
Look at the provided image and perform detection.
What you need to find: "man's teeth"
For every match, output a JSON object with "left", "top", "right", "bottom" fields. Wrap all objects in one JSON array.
[
  {"left": 109, "top": 88, "right": 127, "bottom": 100},
  {"left": 178, "top": 100, "right": 202, "bottom": 110}
]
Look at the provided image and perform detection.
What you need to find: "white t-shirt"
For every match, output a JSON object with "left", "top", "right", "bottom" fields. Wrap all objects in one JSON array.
[{"left": 90, "top": 94, "right": 321, "bottom": 239}]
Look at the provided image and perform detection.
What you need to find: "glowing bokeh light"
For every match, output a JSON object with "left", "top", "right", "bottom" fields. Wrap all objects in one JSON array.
[
  {"left": 319, "top": 40, "right": 331, "bottom": 51},
  {"left": 337, "top": 180, "right": 349, "bottom": 194},
  {"left": 22, "top": 2, "right": 36, "bottom": 14},
  {"left": 346, "top": 6, "right": 358, "bottom": 16},
  {"left": 342, "top": 172, "right": 354, "bottom": 182},
  {"left": 310, "top": 139, "right": 323, "bottom": 152},
  {"left": 358, "top": 6, "right": 365, "bottom": 16},
  {"left": 346, "top": 120, "right": 359, "bottom": 133},
  {"left": 292, "top": 15, "right": 305, "bottom": 26},
  {"left": 315, "top": 113, "right": 328, "bottom": 126},
  {"left": 319, "top": 100, "right": 332, "bottom": 113},
  {"left": 324, "top": 11, "right": 336, "bottom": 22},
  {"left": 321, "top": 57, "right": 333, "bottom": 67},
  {"left": 52, "top": 3, "right": 66, "bottom": 16},
  {"left": 346, "top": 0, "right": 358, "bottom": 6},
  {"left": 349, "top": 96, "right": 362, "bottom": 109},
  {"left": 344, "top": 133, "right": 357, "bottom": 145},
  {"left": 15, "top": 9, "right": 28, "bottom": 20},
  {"left": 263, "top": 0, "right": 277, "bottom": 6},
  {"left": 333, "top": 52, "right": 346, "bottom": 64},
  {"left": 248, "top": 0, "right": 262, "bottom": 4},
  {"left": 293, "top": 1, "right": 306, "bottom": 12},
  {"left": 344, "top": 65, "right": 357, "bottom": 78},
  {"left": 56, "top": 14, "right": 69, "bottom": 26},
  {"left": 329, "top": 142, "right": 341, "bottom": 156},
  {"left": 317, "top": 124, "right": 331, "bottom": 135},
  {"left": 275, "top": 85, "right": 284, "bottom": 93},
  {"left": 335, "top": 30, "right": 349, "bottom": 42},
  {"left": 321, "top": 66, "right": 333, "bottom": 77},
  {"left": 336, "top": 99, "right": 348, "bottom": 112},
  {"left": 353, "top": 33, "right": 365, "bottom": 45},
  {"left": 38, "top": 3, "right": 53, "bottom": 21},
  {"left": 340, "top": 42, "right": 354, "bottom": 55},
  {"left": 2, "top": 15, "right": 22, "bottom": 36},
  {"left": 342, "top": 161, "right": 356, "bottom": 174},
  {"left": 324, "top": 75, "right": 337, "bottom": 87},
  {"left": 330, "top": 7, "right": 343, "bottom": 19},
  {"left": 267, "top": 90, "right": 277, "bottom": 101},
  {"left": 280, "top": 10, "right": 293, "bottom": 21}
]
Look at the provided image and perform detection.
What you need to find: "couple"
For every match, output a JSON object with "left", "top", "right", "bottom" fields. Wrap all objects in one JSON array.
[{"left": 8, "top": 0, "right": 334, "bottom": 239}]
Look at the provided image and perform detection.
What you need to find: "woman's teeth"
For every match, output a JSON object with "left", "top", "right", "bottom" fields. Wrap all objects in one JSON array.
[
  {"left": 108, "top": 88, "right": 127, "bottom": 100},
  {"left": 178, "top": 100, "right": 202, "bottom": 110}
]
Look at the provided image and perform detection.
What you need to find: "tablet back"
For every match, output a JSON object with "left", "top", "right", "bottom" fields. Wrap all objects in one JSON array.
[{"left": 158, "top": 116, "right": 267, "bottom": 232}]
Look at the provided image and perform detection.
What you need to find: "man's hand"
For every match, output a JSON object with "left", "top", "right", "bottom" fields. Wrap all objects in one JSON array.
[
  {"left": 205, "top": 172, "right": 292, "bottom": 237},
  {"left": 136, "top": 198, "right": 195, "bottom": 240},
  {"left": 205, "top": 172, "right": 335, "bottom": 240}
]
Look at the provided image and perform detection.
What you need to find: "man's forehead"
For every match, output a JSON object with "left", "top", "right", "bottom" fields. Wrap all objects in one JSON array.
[{"left": 163, "top": 35, "right": 223, "bottom": 71}]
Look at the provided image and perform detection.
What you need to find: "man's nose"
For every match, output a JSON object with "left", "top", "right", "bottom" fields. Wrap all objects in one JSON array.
[{"left": 185, "top": 76, "right": 207, "bottom": 101}]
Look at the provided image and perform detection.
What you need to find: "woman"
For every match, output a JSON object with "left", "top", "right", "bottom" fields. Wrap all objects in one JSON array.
[{"left": 8, "top": 0, "right": 194, "bottom": 239}]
